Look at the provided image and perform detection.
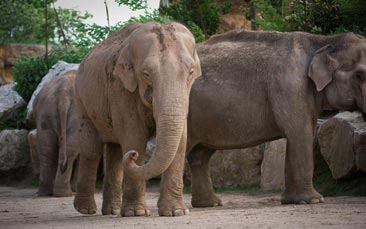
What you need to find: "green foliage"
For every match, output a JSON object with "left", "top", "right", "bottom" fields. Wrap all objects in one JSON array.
[
  {"left": 253, "top": 0, "right": 365, "bottom": 35},
  {"left": 13, "top": 49, "right": 88, "bottom": 103},
  {"left": 252, "top": 0, "right": 289, "bottom": 31},
  {"left": 160, "top": 0, "right": 222, "bottom": 37},
  {"left": 0, "top": 0, "right": 91, "bottom": 45},
  {"left": 50, "top": 7, "right": 92, "bottom": 46},
  {"left": 187, "top": 21, "right": 206, "bottom": 43},
  {"left": 115, "top": 0, "right": 147, "bottom": 11},
  {"left": 0, "top": 107, "right": 28, "bottom": 131},
  {"left": 335, "top": 0, "right": 366, "bottom": 34},
  {"left": 0, "top": 0, "right": 44, "bottom": 43}
]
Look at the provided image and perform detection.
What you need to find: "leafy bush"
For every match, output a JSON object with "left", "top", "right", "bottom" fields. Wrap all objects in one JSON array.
[
  {"left": 160, "top": 0, "right": 222, "bottom": 37},
  {"left": 13, "top": 49, "right": 88, "bottom": 103}
]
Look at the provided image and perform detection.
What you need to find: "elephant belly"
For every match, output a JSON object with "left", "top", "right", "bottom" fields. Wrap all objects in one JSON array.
[{"left": 188, "top": 85, "right": 283, "bottom": 149}]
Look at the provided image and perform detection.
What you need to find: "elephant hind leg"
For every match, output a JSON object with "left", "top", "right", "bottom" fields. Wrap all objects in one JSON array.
[
  {"left": 37, "top": 130, "right": 58, "bottom": 196},
  {"left": 53, "top": 149, "right": 78, "bottom": 197},
  {"left": 188, "top": 145, "right": 222, "bottom": 208}
]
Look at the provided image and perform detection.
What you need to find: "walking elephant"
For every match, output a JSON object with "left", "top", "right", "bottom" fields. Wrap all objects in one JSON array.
[
  {"left": 185, "top": 31, "right": 366, "bottom": 207},
  {"left": 74, "top": 22, "right": 201, "bottom": 217},
  {"left": 30, "top": 69, "right": 80, "bottom": 197}
]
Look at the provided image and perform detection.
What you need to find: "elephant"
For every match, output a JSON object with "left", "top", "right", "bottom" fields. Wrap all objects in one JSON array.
[
  {"left": 30, "top": 69, "right": 80, "bottom": 197},
  {"left": 73, "top": 22, "right": 201, "bottom": 217},
  {"left": 184, "top": 30, "right": 366, "bottom": 207}
]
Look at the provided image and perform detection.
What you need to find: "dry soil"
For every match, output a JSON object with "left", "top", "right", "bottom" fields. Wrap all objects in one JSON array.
[{"left": 1, "top": 186, "right": 366, "bottom": 228}]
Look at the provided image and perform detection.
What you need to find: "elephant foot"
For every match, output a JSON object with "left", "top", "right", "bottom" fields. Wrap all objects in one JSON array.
[
  {"left": 158, "top": 199, "right": 189, "bottom": 217},
  {"left": 281, "top": 189, "right": 324, "bottom": 204},
  {"left": 121, "top": 202, "right": 150, "bottom": 217},
  {"left": 53, "top": 187, "right": 73, "bottom": 197},
  {"left": 102, "top": 200, "right": 121, "bottom": 215},
  {"left": 38, "top": 185, "right": 53, "bottom": 196},
  {"left": 191, "top": 193, "right": 223, "bottom": 208},
  {"left": 74, "top": 194, "right": 97, "bottom": 214}
]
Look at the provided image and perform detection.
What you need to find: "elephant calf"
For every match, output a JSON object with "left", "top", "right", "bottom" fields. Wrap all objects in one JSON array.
[
  {"left": 30, "top": 70, "right": 80, "bottom": 197},
  {"left": 186, "top": 30, "right": 366, "bottom": 207}
]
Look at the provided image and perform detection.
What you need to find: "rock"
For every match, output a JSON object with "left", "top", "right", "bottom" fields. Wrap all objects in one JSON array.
[
  {"left": 0, "top": 83, "right": 26, "bottom": 123},
  {"left": 0, "top": 129, "right": 30, "bottom": 171},
  {"left": 209, "top": 147, "right": 263, "bottom": 188},
  {"left": 26, "top": 61, "right": 79, "bottom": 121},
  {"left": 317, "top": 111, "right": 366, "bottom": 179},
  {"left": 145, "top": 138, "right": 156, "bottom": 164},
  {"left": 0, "top": 44, "right": 57, "bottom": 86},
  {"left": 260, "top": 139, "right": 286, "bottom": 191}
]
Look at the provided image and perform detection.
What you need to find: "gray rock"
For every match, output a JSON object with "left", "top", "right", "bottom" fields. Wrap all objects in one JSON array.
[
  {"left": 26, "top": 61, "right": 79, "bottom": 120},
  {"left": 0, "top": 83, "right": 26, "bottom": 123},
  {"left": 0, "top": 129, "right": 30, "bottom": 171},
  {"left": 260, "top": 139, "right": 286, "bottom": 191},
  {"left": 210, "top": 147, "right": 263, "bottom": 188}
]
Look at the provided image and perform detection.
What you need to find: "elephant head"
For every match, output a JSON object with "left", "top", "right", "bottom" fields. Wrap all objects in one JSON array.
[
  {"left": 119, "top": 22, "right": 201, "bottom": 179},
  {"left": 308, "top": 33, "right": 366, "bottom": 116}
]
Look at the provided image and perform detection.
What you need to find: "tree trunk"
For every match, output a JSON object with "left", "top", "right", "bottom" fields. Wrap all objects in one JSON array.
[{"left": 317, "top": 111, "right": 366, "bottom": 179}]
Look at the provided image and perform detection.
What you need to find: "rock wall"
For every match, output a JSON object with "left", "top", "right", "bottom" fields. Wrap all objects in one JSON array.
[{"left": 0, "top": 44, "right": 56, "bottom": 86}]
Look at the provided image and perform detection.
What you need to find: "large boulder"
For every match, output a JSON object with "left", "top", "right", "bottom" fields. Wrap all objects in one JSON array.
[
  {"left": 260, "top": 139, "right": 286, "bottom": 191},
  {"left": 0, "top": 129, "right": 30, "bottom": 171},
  {"left": 0, "top": 83, "right": 26, "bottom": 124},
  {"left": 317, "top": 111, "right": 366, "bottom": 179},
  {"left": 210, "top": 147, "right": 263, "bottom": 188},
  {"left": 26, "top": 61, "right": 79, "bottom": 121}
]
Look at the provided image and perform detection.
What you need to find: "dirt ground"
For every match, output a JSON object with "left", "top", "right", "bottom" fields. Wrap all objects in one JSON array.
[{"left": 1, "top": 186, "right": 366, "bottom": 229}]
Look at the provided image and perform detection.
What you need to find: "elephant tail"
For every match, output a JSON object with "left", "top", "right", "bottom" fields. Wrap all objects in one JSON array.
[{"left": 59, "top": 96, "right": 71, "bottom": 174}]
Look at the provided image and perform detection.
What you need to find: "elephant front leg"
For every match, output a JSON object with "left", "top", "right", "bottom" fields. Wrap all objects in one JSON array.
[
  {"left": 74, "top": 123, "right": 103, "bottom": 214},
  {"left": 37, "top": 130, "right": 58, "bottom": 196},
  {"left": 281, "top": 126, "right": 324, "bottom": 204},
  {"left": 102, "top": 144, "right": 123, "bottom": 215},
  {"left": 158, "top": 131, "right": 188, "bottom": 216},
  {"left": 188, "top": 147, "right": 222, "bottom": 208}
]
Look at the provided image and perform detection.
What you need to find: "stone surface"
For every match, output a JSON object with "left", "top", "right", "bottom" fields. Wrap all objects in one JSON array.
[
  {"left": 209, "top": 147, "right": 263, "bottom": 188},
  {"left": 0, "top": 129, "right": 30, "bottom": 171},
  {"left": 318, "top": 111, "right": 366, "bottom": 179},
  {"left": 0, "top": 44, "right": 58, "bottom": 86},
  {"left": 260, "top": 139, "right": 286, "bottom": 191},
  {"left": 0, "top": 83, "right": 26, "bottom": 123},
  {"left": 26, "top": 61, "right": 79, "bottom": 121}
]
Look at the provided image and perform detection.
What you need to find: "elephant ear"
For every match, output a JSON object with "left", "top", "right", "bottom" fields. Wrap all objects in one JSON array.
[
  {"left": 308, "top": 45, "right": 339, "bottom": 92},
  {"left": 113, "top": 45, "right": 137, "bottom": 92},
  {"left": 193, "top": 49, "right": 202, "bottom": 78}
]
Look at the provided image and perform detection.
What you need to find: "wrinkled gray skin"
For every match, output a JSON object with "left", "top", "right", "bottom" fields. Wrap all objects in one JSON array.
[
  {"left": 73, "top": 22, "right": 201, "bottom": 217},
  {"left": 31, "top": 70, "right": 80, "bottom": 197},
  {"left": 186, "top": 31, "right": 366, "bottom": 207}
]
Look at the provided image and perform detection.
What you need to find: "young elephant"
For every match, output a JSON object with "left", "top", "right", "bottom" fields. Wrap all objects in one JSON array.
[
  {"left": 186, "top": 31, "right": 366, "bottom": 207},
  {"left": 74, "top": 22, "right": 201, "bottom": 217},
  {"left": 31, "top": 70, "right": 80, "bottom": 197}
]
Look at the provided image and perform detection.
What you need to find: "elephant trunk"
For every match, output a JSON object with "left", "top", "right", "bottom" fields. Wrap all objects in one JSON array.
[{"left": 123, "top": 92, "right": 187, "bottom": 180}]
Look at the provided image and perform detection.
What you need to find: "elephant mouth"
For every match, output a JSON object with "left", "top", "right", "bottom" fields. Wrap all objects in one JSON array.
[{"left": 362, "top": 113, "right": 366, "bottom": 122}]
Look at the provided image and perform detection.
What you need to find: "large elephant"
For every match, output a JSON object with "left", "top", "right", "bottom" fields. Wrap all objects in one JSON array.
[
  {"left": 74, "top": 22, "right": 201, "bottom": 217},
  {"left": 185, "top": 31, "right": 366, "bottom": 207},
  {"left": 30, "top": 70, "right": 80, "bottom": 197}
]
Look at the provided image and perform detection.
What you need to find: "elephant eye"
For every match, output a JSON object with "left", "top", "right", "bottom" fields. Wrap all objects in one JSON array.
[
  {"left": 142, "top": 71, "right": 152, "bottom": 84},
  {"left": 189, "top": 68, "right": 194, "bottom": 75}
]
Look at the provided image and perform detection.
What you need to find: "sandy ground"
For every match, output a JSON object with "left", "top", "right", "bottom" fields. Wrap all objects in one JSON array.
[{"left": 1, "top": 186, "right": 366, "bottom": 229}]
